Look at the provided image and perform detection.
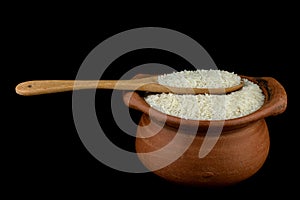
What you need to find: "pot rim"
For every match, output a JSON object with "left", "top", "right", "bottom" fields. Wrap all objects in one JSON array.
[{"left": 123, "top": 74, "right": 287, "bottom": 129}]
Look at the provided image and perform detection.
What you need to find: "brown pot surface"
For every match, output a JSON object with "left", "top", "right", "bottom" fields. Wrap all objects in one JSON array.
[{"left": 123, "top": 74, "right": 287, "bottom": 187}]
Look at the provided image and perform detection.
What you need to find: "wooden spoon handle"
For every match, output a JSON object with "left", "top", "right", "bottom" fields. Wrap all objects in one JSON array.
[
  {"left": 15, "top": 80, "right": 90, "bottom": 96},
  {"left": 15, "top": 78, "right": 160, "bottom": 96}
]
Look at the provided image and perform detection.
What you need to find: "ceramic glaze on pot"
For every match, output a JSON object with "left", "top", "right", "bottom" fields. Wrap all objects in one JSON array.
[{"left": 123, "top": 74, "right": 287, "bottom": 187}]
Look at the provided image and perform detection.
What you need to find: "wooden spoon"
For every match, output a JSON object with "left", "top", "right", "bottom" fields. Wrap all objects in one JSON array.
[{"left": 15, "top": 75, "right": 243, "bottom": 96}]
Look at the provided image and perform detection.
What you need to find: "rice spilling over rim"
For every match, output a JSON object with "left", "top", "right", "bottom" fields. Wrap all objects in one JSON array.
[
  {"left": 158, "top": 69, "right": 241, "bottom": 88},
  {"left": 145, "top": 70, "right": 265, "bottom": 120}
]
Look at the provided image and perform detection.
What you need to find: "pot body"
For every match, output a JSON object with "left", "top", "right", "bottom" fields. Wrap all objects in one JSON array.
[
  {"left": 123, "top": 75, "right": 287, "bottom": 187},
  {"left": 136, "top": 114, "right": 270, "bottom": 187}
]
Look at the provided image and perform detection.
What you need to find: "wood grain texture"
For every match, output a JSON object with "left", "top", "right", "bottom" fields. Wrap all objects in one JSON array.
[{"left": 15, "top": 75, "right": 243, "bottom": 96}]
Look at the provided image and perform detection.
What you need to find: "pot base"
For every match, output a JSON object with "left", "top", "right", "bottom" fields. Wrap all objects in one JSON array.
[{"left": 136, "top": 114, "right": 270, "bottom": 187}]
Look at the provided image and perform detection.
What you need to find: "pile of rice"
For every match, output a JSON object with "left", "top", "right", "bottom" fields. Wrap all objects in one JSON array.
[
  {"left": 144, "top": 69, "right": 265, "bottom": 120},
  {"left": 158, "top": 69, "right": 241, "bottom": 89}
]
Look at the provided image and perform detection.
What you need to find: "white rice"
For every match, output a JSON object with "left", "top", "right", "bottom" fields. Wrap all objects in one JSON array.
[
  {"left": 145, "top": 70, "right": 265, "bottom": 120},
  {"left": 158, "top": 69, "right": 241, "bottom": 88}
]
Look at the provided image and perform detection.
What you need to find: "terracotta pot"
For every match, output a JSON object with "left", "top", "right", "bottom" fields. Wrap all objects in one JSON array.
[{"left": 123, "top": 74, "right": 287, "bottom": 187}]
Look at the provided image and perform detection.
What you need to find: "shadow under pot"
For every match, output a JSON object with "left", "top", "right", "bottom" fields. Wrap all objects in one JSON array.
[{"left": 123, "top": 74, "right": 287, "bottom": 187}]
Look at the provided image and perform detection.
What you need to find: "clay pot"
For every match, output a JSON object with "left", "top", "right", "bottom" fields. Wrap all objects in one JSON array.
[{"left": 123, "top": 74, "right": 287, "bottom": 187}]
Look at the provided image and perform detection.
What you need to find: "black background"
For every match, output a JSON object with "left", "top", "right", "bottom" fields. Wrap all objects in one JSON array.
[{"left": 5, "top": 6, "right": 296, "bottom": 198}]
